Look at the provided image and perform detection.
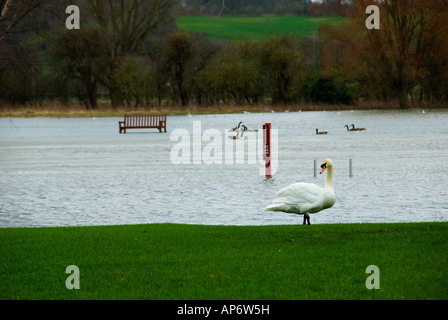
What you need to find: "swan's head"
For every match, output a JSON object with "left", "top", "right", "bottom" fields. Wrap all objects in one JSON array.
[{"left": 320, "top": 158, "right": 333, "bottom": 174}]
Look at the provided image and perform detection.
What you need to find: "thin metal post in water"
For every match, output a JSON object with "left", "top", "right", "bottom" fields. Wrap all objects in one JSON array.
[
  {"left": 349, "top": 158, "right": 353, "bottom": 177},
  {"left": 314, "top": 159, "right": 317, "bottom": 177}
]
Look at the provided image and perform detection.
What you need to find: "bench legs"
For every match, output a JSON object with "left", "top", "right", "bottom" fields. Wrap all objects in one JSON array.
[
  {"left": 119, "top": 121, "right": 126, "bottom": 134},
  {"left": 159, "top": 121, "right": 166, "bottom": 133}
]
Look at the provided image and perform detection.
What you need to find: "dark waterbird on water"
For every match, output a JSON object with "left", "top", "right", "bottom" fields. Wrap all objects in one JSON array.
[
  {"left": 316, "top": 128, "right": 328, "bottom": 135},
  {"left": 265, "top": 158, "right": 336, "bottom": 225},
  {"left": 344, "top": 124, "right": 354, "bottom": 131},
  {"left": 351, "top": 124, "right": 366, "bottom": 131},
  {"left": 229, "top": 121, "right": 243, "bottom": 132}
]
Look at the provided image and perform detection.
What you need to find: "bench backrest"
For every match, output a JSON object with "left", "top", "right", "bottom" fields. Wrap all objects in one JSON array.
[{"left": 124, "top": 114, "right": 166, "bottom": 127}]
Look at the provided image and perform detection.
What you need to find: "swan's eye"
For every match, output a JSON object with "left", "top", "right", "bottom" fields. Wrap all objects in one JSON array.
[{"left": 320, "top": 163, "right": 327, "bottom": 169}]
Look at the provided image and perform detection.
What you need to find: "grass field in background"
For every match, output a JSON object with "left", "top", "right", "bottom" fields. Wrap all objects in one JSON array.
[
  {"left": 176, "top": 16, "right": 345, "bottom": 40},
  {"left": 1, "top": 222, "right": 447, "bottom": 300}
]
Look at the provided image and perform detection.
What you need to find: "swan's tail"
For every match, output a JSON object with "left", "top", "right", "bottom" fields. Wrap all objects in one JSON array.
[
  {"left": 265, "top": 196, "right": 303, "bottom": 213},
  {"left": 265, "top": 202, "right": 293, "bottom": 212},
  {"left": 265, "top": 203, "right": 279, "bottom": 211}
]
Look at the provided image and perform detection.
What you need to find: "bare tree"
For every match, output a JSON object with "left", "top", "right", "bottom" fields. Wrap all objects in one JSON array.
[
  {"left": 320, "top": 0, "right": 448, "bottom": 108},
  {"left": 200, "top": 0, "right": 230, "bottom": 17},
  {"left": 87, "top": 0, "right": 174, "bottom": 56},
  {"left": 0, "top": 0, "right": 48, "bottom": 41},
  {"left": 54, "top": 27, "right": 112, "bottom": 110},
  {"left": 84, "top": 0, "right": 174, "bottom": 107}
]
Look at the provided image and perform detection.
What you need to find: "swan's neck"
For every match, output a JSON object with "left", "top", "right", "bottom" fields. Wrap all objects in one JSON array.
[{"left": 325, "top": 166, "right": 334, "bottom": 188}]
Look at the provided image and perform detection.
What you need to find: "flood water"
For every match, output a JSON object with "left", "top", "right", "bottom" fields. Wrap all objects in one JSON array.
[{"left": 1, "top": 109, "right": 447, "bottom": 228}]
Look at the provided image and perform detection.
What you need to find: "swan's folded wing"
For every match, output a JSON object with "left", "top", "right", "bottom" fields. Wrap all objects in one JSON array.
[
  {"left": 276, "top": 182, "right": 322, "bottom": 199},
  {"left": 266, "top": 182, "right": 323, "bottom": 213}
]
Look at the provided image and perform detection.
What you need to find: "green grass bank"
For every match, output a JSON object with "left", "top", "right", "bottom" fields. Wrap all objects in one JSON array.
[
  {"left": 176, "top": 16, "right": 345, "bottom": 40},
  {"left": 1, "top": 222, "right": 447, "bottom": 300}
]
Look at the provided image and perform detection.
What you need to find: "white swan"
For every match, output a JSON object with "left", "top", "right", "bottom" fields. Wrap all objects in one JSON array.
[{"left": 265, "top": 158, "right": 336, "bottom": 225}]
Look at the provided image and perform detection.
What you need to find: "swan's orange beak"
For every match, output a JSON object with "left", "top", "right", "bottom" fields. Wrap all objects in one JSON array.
[{"left": 320, "top": 163, "right": 327, "bottom": 174}]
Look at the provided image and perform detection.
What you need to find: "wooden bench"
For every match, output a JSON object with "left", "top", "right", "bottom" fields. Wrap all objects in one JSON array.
[{"left": 119, "top": 114, "right": 167, "bottom": 133}]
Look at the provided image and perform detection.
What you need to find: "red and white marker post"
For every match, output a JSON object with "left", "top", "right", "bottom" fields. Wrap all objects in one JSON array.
[{"left": 263, "top": 123, "right": 272, "bottom": 179}]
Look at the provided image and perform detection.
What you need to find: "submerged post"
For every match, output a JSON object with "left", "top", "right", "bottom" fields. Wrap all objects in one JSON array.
[
  {"left": 349, "top": 158, "right": 353, "bottom": 177},
  {"left": 314, "top": 159, "right": 317, "bottom": 177},
  {"left": 263, "top": 123, "right": 272, "bottom": 179}
]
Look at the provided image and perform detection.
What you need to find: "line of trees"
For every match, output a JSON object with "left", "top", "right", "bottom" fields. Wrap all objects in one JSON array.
[
  {"left": 1, "top": 0, "right": 447, "bottom": 110},
  {"left": 320, "top": 0, "right": 448, "bottom": 108},
  {"left": 54, "top": 28, "right": 329, "bottom": 108}
]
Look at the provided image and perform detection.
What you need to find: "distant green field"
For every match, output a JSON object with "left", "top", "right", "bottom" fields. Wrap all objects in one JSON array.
[{"left": 176, "top": 16, "right": 345, "bottom": 40}]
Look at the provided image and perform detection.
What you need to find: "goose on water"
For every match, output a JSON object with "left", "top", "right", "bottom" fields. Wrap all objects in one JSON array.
[
  {"left": 229, "top": 121, "right": 243, "bottom": 132},
  {"left": 350, "top": 124, "right": 366, "bottom": 131},
  {"left": 344, "top": 124, "right": 354, "bottom": 131},
  {"left": 316, "top": 128, "right": 328, "bottom": 135}
]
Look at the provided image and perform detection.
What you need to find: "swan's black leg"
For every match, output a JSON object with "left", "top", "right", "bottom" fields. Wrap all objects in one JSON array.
[
  {"left": 305, "top": 214, "right": 311, "bottom": 225},
  {"left": 303, "top": 215, "right": 306, "bottom": 225}
]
